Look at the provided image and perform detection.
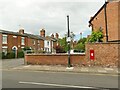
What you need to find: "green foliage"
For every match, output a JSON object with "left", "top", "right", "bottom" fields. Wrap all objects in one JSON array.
[
  {"left": 58, "top": 37, "right": 68, "bottom": 52},
  {"left": 78, "top": 37, "right": 87, "bottom": 44},
  {"left": 74, "top": 43, "right": 85, "bottom": 52},
  {"left": 38, "top": 50, "right": 45, "bottom": 53},
  {"left": 87, "top": 30, "right": 103, "bottom": 43},
  {"left": 23, "top": 46, "right": 31, "bottom": 51},
  {"left": 2, "top": 52, "right": 6, "bottom": 59},
  {"left": 23, "top": 46, "right": 33, "bottom": 54},
  {"left": 17, "top": 51, "right": 24, "bottom": 58},
  {"left": 6, "top": 51, "right": 15, "bottom": 59},
  {"left": 55, "top": 45, "right": 66, "bottom": 53},
  {"left": 74, "top": 37, "right": 87, "bottom": 52}
]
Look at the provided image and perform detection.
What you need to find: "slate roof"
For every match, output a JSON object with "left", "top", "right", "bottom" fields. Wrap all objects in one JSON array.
[
  {"left": 0, "top": 29, "right": 44, "bottom": 40},
  {"left": 45, "top": 36, "right": 57, "bottom": 41},
  {"left": 0, "top": 29, "right": 57, "bottom": 41}
]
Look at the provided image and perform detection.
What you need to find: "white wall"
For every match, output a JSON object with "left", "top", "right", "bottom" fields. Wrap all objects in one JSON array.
[{"left": 44, "top": 40, "right": 51, "bottom": 52}]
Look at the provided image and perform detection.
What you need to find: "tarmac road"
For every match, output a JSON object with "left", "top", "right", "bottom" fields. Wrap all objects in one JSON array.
[
  {"left": 1, "top": 58, "right": 119, "bottom": 89},
  {"left": 2, "top": 69, "right": 118, "bottom": 89}
]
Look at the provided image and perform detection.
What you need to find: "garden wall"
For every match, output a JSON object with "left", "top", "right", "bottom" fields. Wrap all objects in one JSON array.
[
  {"left": 25, "top": 42, "right": 120, "bottom": 67},
  {"left": 25, "top": 54, "right": 85, "bottom": 66},
  {"left": 85, "top": 42, "right": 120, "bottom": 67}
]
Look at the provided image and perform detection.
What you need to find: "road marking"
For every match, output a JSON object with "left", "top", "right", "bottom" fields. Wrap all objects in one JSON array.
[{"left": 19, "top": 81, "right": 97, "bottom": 89}]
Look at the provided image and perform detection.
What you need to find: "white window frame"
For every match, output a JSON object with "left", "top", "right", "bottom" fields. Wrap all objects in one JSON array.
[
  {"left": 21, "top": 37, "right": 25, "bottom": 45},
  {"left": 2, "top": 34, "right": 7, "bottom": 44},
  {"left": 13, "top": 36, "right": 17, "bottom": 38},
  {"left": 33, "top": 40, "right": 35, "bottom": 45},
  {"left": 2, "top": 46, "right": 8, "bottom": 55},
  {"left": 47, "top": 41, "right": 49, "bottom": 46}
]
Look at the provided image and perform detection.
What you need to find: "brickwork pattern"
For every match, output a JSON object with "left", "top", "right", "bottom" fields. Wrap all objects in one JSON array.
[
  {"left": 25, "top": 54, "right": 85, "bottom": 66},
  {"left": 91, "top": 1, "right": 120, "bottom": 42},
  {"left": 85, "top": 43, "right": 120, "bottom": 67},
  {"left": 25, "top": 43, "right": 119, "bottom": 67}
]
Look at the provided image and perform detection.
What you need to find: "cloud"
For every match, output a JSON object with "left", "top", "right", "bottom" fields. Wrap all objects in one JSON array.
[{"left": 0, "top": 0, "right": 105, "bottom": 40}]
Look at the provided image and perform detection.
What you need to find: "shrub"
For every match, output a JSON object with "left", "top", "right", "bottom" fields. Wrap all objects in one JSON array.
[
  {"left": 2, "top": 52, "right": 6, "bottom": 59},
  {"left": 55, "top": 45, "right": 66, "bottom": 53},
  {"left": 6, "top": 51, "right": 15, "bottom": 59},
  {"left": 17, "top": 51, "right": 24, "bottom": 58},
  {"left": 38, "top": 50, "right": 45, "bottom": 53},
  {"left": 87, "top": 30, "right": 103, "bottom": 43}
]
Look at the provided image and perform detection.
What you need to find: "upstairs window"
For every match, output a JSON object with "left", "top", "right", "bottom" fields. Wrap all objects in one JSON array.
[
  {"left": 38, "top": 40, "right": 40, "bottom": 45},
  {"left": 47, "top": 41, "right": 49, "bottom": 46},
  {"left": 2, "top": 34, "right": 7, "bottom": 44},
  {"left": 21, "top": 37, "right": 25, "bottom": 45},
  {"left": 33, "top": 40, "right": 35, "bottom": 45}
]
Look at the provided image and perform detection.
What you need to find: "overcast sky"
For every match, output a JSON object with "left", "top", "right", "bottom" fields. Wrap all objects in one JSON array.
[{"left": 0, "top": 0, "right": 105, "bottom": 41}]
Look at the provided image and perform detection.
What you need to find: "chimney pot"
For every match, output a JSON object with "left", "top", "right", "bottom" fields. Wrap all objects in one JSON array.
[
  {"left": 55, "top": 33, "right": 59, "bottom": 39},
  {"left": 40, "top": 28, "right": 45, "bottom": 37},
  {"left": 51, "top": 34, "right": 54, "bottom": 38},
  {"left": 19, "top": 29, "right": 24, "bottom": 34}
]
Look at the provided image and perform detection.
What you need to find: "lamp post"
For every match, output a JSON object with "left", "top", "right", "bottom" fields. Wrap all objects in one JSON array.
[{"left": 67, "top": 15, "right": 71, "bottom": 67}]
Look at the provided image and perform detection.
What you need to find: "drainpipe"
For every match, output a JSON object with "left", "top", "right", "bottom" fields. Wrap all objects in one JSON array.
[{"left": 104, "top": 1, "right": 109, "bottom": 42}]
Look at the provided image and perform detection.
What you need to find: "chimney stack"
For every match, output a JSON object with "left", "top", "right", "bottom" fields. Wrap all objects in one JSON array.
[
  {"left": 55, "top": 33, "right": 59, "bottom": 39},
  {"left": 51, "top": 34, "right": 54, "bottom": 38},
  {"left": 40, "top": 28, "right": 45, "bottom": 37},
  {"left": 19, "top": 28, "right": 24, "bottom": 34}
]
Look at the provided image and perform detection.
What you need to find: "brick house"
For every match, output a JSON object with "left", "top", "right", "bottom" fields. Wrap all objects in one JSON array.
[
  {"left": 89, "top": 0, "right": 120, "bottom": 42},
  {"left": 41, "top": 29, "right": 58, "bottom": 53},
  {"left": 0, "top": 28, "right": 58, "bottom": 57},
  {"left": 0, "top": 29, "right": 44, "bottom": 56}
]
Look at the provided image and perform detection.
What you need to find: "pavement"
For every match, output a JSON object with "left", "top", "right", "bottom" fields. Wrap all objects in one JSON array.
[
  {"left": 1, "top": 58, "right": 119, "bottom": 75},
  {"left": 12, "top": 64, "right": 120, "bottom": 75}
]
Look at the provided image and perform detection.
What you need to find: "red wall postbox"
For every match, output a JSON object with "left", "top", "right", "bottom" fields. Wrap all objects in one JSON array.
[{"left": 90, "top": 50, "right": 94, "bottom": 60}]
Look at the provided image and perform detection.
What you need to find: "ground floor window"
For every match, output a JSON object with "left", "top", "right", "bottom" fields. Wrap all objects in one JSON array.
[{"left": 2, "top": 46, "right": 8, "bottom": 55}]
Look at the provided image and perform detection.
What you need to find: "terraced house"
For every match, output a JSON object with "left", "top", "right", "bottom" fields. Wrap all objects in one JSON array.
[
  {"left": 89, "top": 0, "right": 120, "bottom": 42},
  {"left": 0, "top": 28, "right": 58, "bottom": 58}
]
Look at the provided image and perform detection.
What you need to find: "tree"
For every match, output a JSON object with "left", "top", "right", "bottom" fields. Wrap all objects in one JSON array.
[
  {"left": 87, "top": 30, "right": 103, "bottom": 43},
  {"left": 55, "top": 45, "right": 66, "bottom": 53},
  {"left": 58, "top": 37, "right": 68, "bottom": 52},
  {"left": 73, "top": 37, "right": 87, "bottom": 52},
  {"left": 74, "top": 43, "right": 85, "bottom": 51},
  {"left": 23, "top": 46, "right": 31, "bottom": 51},
  {"left": 78, "top": 37, "right": 87, "bottom": 44}
]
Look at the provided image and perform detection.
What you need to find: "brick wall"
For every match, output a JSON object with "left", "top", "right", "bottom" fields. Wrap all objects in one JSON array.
[
  {"left": 40, "top": 40, "right": 44, "bottom": 50},
  {"left": 25, "top": 54, "right": 85, "bottom": 66},
  {"left": 107, "top": 2, "right": 119, "bottom": 41},
  {"left": 91, "top": 1, "right": 120, "bottom": 42},
  {"left": 25, "top": 43, "right": 119, "bottom": 67},
  {"left": 85, "top": 43, "right": 120, "bottom": 67},
  {"left": 7, "top": 34, "right": 18, "bottom": 51}
]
